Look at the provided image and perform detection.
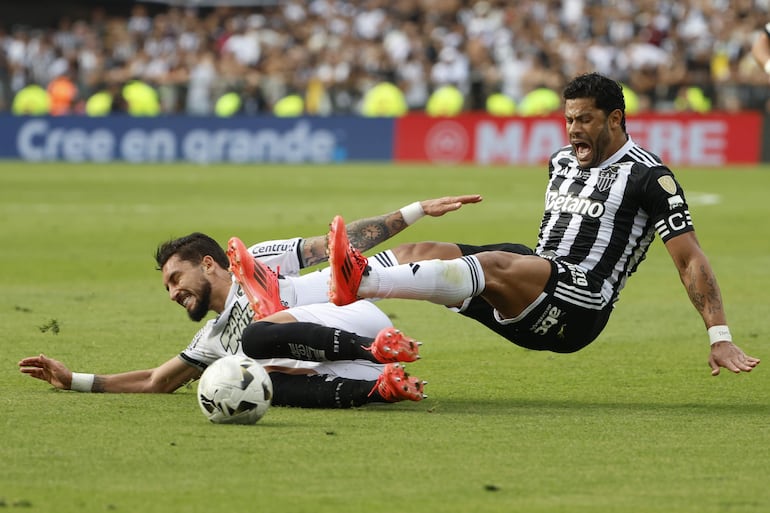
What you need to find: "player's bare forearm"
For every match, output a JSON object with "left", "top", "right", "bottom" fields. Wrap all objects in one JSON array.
[
  {"left": 666, "top": 233, "right": 726, "bottom": 328},
  {"left": 300, "top": 195, "right": 482, "bottom": 267},
  {"left": 19, "top": 354, "right": 198, "bottom": 393},
  {"left": 98, "top": 360, "right": 199, "bottom": 393},
  {"left": 682, "top": 260, "right": 726, "bottom": 327},
  {"left": 301, "top": 213, "right": 396, "bottom": 267},
  {"left": 675, "top": 249, "right": 760, "bottom": 375}
]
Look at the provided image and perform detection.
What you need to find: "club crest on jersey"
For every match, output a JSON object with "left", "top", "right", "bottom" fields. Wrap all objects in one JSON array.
[
  {"left": 657, "top": 176, "right": 677, "bottom": 195},
  {"left": 595, "top": 164, "right": 619, "bottom": 192}
]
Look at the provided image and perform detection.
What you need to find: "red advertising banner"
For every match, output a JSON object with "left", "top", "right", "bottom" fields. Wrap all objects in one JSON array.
[{"left": 394, "top": 112, "right": 762, "bottom": 166}]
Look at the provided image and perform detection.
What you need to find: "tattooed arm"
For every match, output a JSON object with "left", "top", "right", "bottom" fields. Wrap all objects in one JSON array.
[
  {"left": 665, "top": 232, "right": 759, "bottom": 375},
  {"left": 299, "top": 195, "right": 483, "bottom": 267}
]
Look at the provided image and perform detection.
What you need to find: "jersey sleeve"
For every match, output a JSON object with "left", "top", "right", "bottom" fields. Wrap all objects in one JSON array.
[
  {"left": 179, "top": 322, "right": 219, "bottom": 371},
  {"left": 247, "top": 237, "right": 303, "bottom": 276},
  {"left": 641, "top": 166, "right": 694, "bottom": 243}
]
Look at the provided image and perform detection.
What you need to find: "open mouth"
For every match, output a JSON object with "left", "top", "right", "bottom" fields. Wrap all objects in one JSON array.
[
  {"left": 180, "top": 294, "right": 193, "bottom": 309},
  {"left": 573, "top": 141, "right": 591, "bottom": 162}
]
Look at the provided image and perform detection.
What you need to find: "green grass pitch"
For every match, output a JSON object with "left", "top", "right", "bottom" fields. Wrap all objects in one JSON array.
[{"left": 1, "top": 161, "right": 768, "bottom": 513}]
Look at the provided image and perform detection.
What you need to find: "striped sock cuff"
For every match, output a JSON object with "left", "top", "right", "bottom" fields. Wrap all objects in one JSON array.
[{"left": 461, "top": 255, "right": 485, "bottom": 297}]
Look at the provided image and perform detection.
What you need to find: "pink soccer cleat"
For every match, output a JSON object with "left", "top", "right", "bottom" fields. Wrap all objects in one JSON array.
[
  {"left": 366, "top": 327, "right": 421, "bottom": 363},
  {"left": 227, "top": 236, "right": 286, "bottom": 320},
  {"left": 369, "top": 363, "right": 427, "bottom": 402},
  {"left": 326, "top": 215, "right": 369, "bottom": 306}
]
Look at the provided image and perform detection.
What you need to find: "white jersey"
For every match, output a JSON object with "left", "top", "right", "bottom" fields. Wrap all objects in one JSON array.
[{"left": 179, "top": 237, "right": 389, "bottom": 381}]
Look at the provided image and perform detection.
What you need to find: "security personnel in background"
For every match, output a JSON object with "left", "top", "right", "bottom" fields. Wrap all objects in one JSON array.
[
  {"left": 425, "top": 84, "right": 464, "bottom": 116},
  {"left": 215, "top": 91, "right": 243, "bottom": 117},
  {"left": 122, "top": 79, "right": 160, "bottom": 116},
  {"left": 273, "top": 94, "right": 304, "bottom": 117},
  {"left": 47, "top": 72, "right": 78, "bottom": 115},
  {"left": 517, "top": 87, "right": 561, "bottom": 116},
  {"left": 486, "top": 92, "right": 516, "bottom": 116},
  {"left": 85, "top": 90, "right": 113, "bottom": 116},
  {"left": 85, "top": 82, "right": 128, "bottom": 116},
  {"left": 674, "top": 86, "right": 712, "bottom": 113},
  {"left": 11, "top": 83, "right": 50, "bottom": 115},
  {"left": 360, "top": 82, "right": 408, "bottom": 117}
]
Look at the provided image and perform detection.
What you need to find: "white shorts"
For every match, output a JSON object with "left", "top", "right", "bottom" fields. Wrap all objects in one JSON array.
[{"left": 281, "top": 300, "right": 391, "bottom": 381}]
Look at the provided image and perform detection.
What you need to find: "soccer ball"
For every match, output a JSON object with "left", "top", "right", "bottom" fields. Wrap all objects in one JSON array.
[{"left": 197, "top": 355, "right": 273, "bottom": 424}]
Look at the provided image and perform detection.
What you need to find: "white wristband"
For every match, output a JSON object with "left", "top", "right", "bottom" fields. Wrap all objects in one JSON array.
[
  {"left": 764, "top": 60, "right": 770, "bottom": 75},
  {"left": 71, "top": 372, "right": 95, "bottom": 392},
  {"left": 400, "top": 202, "right": 425, "bottom": 225},
  {"left": 707, "top": 325, "right": 732, "bottom": 346}
]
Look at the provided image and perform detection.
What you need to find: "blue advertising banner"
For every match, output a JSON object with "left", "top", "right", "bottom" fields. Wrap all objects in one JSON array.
[{"left": 0, "top": 116, "right": 394, "bottom": 163}]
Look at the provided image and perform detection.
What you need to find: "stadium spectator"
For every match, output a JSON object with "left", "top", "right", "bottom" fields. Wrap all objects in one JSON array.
[
  {"left": 47, "top": 69, "right": 79, "bottom": 115},
  {"left": 11, "top": 82, "right": 49, "bottom": 115},
  {"left": 272, "top": 92, "right": 304, "bottom": 116},
  {"left": 425, "top": 84, "right": 464, "bottom": 116},
  {"left": 324, "top": 73, "right": 760, "bottom": 377},
  {"left": 485, "top": 91, "right": 515, "bottom": 116},
  {"left": 3, "top": 1, "right": 770, "bottom": 115},
  {"left": 751, "top": 22, "right": 770, "bottom": 78},
  {"left": 360, "top": 81, "right": 408, "bottom": 117},
  {"left": 19, "top": 195, "right": 480, "bottom": 406}
]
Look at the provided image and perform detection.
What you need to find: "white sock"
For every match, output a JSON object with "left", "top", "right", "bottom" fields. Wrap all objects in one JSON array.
[
  {"left": 284, "top": 270, "right": 332, "bottom": 307},
  {"left": 358, "top": 256, "right": 485, "bottom": 305},
  {"left": 369, "top": 249, "right": 398, "bottom": 269}
]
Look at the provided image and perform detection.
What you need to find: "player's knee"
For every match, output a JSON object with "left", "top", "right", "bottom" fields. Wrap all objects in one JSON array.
[
  {"left": 475, "top": 252, "right": 551, "bottom": 307},
  {"left": 241, "top": 321, "right": 277, "bottom": 358},
  {"left": 476, "top": 251, "right": 524, "bottom": 277}
]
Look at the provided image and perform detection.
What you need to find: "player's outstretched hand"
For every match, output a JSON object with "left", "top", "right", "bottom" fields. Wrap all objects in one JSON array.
[
  {"left": 18, "top": 354, "right": 72, "bottom": 389},
  {"left": 708, "top": 342, "right": 760, "bottom": 376},
  {"left": 420, "top": 195, "right": 483, "bottom": 217}
]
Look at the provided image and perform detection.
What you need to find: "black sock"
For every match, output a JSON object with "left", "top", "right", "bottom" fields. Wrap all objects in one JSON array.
[
  {"left": 241, "top": 321, "right": 377, "bottom": 362},
  {"left": 268, "top": 372, "right": 387, "bottom": 408}
]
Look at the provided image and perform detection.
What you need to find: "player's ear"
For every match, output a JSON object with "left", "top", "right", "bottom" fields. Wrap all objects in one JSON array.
[
  {"left": 201, "top": 255, "right": 216, "bottom": 272},
  {"left": 609, "top": 108, "right": 623, "bottom": 129}
]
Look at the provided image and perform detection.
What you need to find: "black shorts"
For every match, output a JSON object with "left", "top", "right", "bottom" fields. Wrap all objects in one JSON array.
[{"left": 456, "top": 243, "right": 613, "bottom": 353}]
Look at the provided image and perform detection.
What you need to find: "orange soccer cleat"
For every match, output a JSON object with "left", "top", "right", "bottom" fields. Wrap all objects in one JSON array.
[
  {"left": 369, "top": 363, "right": 427, "bottom": 402},
  {"left": 366, "top": 327, "right": 422, "bottom": 363},
  {"left": 227, "top": 236, "right": 286, "bottom": 320},
  {"left": 326, "top": 215, "right": 370, "bottom": 306}
]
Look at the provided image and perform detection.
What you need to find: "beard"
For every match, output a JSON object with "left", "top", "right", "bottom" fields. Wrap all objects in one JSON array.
[
  {"left": 188, "top": 280, "right": 212, "bottom": 322},
  {"left": 588, "top": 123, "right": 612, "bottom": 168}
]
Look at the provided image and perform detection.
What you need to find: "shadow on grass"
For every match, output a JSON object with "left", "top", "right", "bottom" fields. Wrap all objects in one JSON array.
[{"left": 360, "top": 397, "right": 770, "bottom": 416}]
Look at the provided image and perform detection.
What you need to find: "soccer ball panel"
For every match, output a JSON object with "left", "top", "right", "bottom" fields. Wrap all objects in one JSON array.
[{"left": 197, "top": 355, "right": 273, "bottom": 424}]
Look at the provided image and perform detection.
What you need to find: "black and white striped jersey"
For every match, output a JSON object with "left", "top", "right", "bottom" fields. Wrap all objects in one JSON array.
[{"left": 536, "top": 137, "right": 694, "bottom": 306}]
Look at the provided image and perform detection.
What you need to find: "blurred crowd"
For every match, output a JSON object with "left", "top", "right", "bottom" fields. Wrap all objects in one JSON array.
[{"left": 2, "top": 0, "right": 770, "bottom": 117}]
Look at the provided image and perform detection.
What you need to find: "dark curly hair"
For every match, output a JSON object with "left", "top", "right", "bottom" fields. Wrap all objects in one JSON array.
[
  {"left": 563, "top": 72, "right": 627, "bottom": 132},
  {"left": 154, "top": 232, "right": 229, "bottom": 270}
]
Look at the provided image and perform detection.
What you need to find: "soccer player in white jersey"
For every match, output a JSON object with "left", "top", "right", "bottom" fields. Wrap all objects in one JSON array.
[
  {"left": 19, "top": 196, "right": 480, "bottom": 407},
  {"left": 325, "top": 73, "right": 759, "bottom": 376}
]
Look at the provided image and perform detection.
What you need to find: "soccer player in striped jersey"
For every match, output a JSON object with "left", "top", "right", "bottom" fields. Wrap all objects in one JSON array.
[{"left": 327, "top": 73, "right": 759, "bottom": 376}]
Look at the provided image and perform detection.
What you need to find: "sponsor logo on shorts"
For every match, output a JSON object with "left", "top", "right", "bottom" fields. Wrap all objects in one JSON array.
[
  {"left": 288, "top": 343, "right": 325, "bottom": 361},
  {"left": 531, "top": 304, "right": 565, "bottom": 336}
]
